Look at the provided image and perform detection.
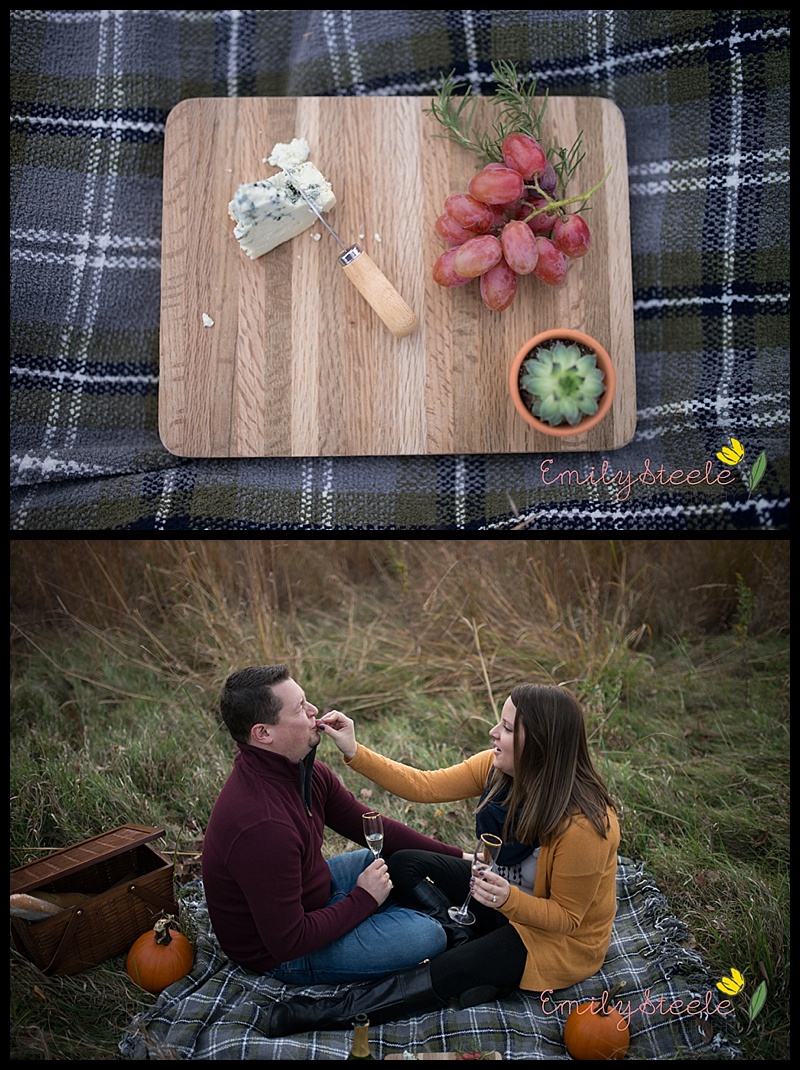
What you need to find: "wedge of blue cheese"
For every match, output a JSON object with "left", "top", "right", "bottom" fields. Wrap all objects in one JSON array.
[{"left": 228, "top": 141, "right": 336, "bottom": 260}]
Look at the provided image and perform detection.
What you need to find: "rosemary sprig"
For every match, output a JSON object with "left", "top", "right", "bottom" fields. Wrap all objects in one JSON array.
[
  {"left": 490, "top": 60, "right": 548, "bottom": 144},
  {"left": 425, "top": 71, "right": 501, "bottom": 161},
  {"left": 425, "top": 63, "right": 547, "bottom": 163},
  {"left": 548, "top": 134, "right": 586, "bottom": 199}
]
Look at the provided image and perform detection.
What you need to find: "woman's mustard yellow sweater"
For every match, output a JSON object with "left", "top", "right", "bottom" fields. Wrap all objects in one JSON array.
[{"left": 345, "top": 745, "right": 620, "bottom": 992}]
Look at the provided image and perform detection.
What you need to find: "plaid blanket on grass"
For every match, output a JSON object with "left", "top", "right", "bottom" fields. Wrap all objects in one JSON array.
[
  {"left": 118, "top": 859, "right": 740, "bottom": 1060},
  {"left": 10, "top": 10, "right": 790, "bottom": 531}
]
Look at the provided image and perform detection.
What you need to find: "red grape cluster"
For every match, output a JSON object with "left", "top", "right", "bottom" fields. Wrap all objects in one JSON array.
[{"left": 432, "top": 132, "right": 591, "bottom": 312}]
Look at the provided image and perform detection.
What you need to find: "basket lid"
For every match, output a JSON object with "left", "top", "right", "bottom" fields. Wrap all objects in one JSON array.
[{"left": 10, "top": 824, "right": 167, "bottom": 894}]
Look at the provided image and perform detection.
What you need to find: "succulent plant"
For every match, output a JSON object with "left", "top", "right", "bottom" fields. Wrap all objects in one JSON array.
[{"left": 519, "top": 341, "right": 606, "bottom": 426}]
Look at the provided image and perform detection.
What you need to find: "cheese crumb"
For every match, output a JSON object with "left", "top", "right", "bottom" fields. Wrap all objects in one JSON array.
[
  {"left": 311, "top": 232, "right": 321, "bottom": 241},
  {"left": 267, "top": 138, "right": 310, "bottom": 170},
  {"left": 202, "top": 313, "right": 214, "bottom": 327},
  {"left": 374, "top": 233, "right": 382, "bottom": 243}
]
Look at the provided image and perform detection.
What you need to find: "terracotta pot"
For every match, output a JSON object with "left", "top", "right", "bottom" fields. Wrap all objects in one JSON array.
[{"left": 509, "top": 328, "right": 616, "bottom": 437}]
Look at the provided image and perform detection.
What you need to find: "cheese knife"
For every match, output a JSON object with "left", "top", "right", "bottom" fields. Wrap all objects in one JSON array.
[{"left": 282, "top": 167, "right": 419, "bottom": 339}]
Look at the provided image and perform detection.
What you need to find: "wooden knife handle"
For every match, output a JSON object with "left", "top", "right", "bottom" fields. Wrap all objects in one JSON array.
[{"left": 340, "top": 248, "right": 419, "bottom": 339}]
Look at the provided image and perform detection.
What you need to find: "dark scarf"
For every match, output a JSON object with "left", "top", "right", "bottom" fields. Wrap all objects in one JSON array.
[{"left": 475, "top": 773, "right": 537, "bottom": 869}]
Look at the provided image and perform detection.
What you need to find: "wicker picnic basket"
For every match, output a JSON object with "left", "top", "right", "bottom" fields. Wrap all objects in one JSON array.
[{"left": 10, "top": 824, "right": 178, "bottom": 976}]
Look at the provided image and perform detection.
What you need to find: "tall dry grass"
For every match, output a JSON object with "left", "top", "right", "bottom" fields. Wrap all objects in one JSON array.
[
  {"left": 11, "top": 539, "right": 788, "bottom": 651},
  {"left": 11, "top": 539, "right": 788, "bottom": 750}
]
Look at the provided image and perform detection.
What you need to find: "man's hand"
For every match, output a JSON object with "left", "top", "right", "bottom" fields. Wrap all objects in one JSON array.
[
  {"left": 356, "top": 858, "right": 393, "bottom": 906},
  {"left": 316, "top": 710, "right": 358, "bottom": 760}
]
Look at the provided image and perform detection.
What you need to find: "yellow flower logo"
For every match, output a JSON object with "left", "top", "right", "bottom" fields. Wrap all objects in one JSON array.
[
  {"left": 715, "top": 438, "right": 767, "bottom": 498},
  {"left": 716, "top": 967, "right": 745, "bottom": 996},
  {"left": 714, "top": 966, "right": 768, "bottom": 1026},
  {"left": 716, "top": 438, "right": 745, "bottom": 466}
]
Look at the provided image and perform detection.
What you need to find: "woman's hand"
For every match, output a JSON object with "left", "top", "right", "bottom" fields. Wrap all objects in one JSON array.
[
  {"left": 469, "top": 864, "right": 510, "bottom": 910},
  {"left": 316, "top": 710, "right": 358, "bottom": 760}
]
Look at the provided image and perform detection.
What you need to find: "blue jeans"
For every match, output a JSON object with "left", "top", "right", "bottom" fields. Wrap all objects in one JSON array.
[{"left": 270, "top": 849, "right": 447, "bottom": 985}]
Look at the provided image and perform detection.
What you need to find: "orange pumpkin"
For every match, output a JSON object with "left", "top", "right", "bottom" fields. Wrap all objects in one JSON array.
[
  {"left": 564, "top": 990, "right": 630, "bottom": 1061},
  {"left": 126, "top": 915, "right": 194, "bottom": 994}
]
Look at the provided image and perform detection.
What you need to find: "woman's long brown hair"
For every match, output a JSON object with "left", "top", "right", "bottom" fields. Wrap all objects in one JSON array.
[{"left": 477, "top": 684, "right": 616, "bottom": 846}]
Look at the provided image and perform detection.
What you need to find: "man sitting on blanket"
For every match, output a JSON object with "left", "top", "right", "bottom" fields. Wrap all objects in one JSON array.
[{"left": 202, "top": 665, "right": 465, "bottom": 999}]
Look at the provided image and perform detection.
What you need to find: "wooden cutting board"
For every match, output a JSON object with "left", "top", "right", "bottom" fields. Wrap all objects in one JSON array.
[{"left": 160, "top": 96, "right": 634, "bottom": 457}]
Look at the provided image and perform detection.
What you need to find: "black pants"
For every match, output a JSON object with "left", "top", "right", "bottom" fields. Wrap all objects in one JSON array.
[{"left": 387, "top": 849, "right": 528, "bottom": 1001}]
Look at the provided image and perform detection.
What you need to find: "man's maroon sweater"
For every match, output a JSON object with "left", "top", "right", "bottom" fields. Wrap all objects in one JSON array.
[{"left": 201, "top": 743, "right": 462, "bottom": 972}]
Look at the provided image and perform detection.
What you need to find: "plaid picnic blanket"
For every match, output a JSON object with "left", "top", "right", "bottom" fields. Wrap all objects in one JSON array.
[
  {"left": 118, "top": 859, "right": 740, "bottom": 1060},
  {"left": 11, "top": 10, "right": 789, "bottom": 531}
]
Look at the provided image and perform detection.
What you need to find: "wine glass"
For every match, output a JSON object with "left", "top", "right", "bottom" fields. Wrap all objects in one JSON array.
[
  {"left": 447, "top": 833, "right": 503, "bottom": 926},
  {"left": 362, "top": 812, "right": 384, "bottom": 859}
]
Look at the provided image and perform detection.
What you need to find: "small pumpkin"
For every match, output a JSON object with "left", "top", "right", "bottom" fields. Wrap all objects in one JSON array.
[
  {"left": 126, "top": 914, "right": 194, "bottom": 994},
  {"left": 563, "top": 984, "right": 630, "bottom": 1060}
]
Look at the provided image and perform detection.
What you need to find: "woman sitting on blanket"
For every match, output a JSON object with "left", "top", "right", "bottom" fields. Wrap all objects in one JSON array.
[{"left": 269, "top": 684, "right": 619, "bottom": 1037}]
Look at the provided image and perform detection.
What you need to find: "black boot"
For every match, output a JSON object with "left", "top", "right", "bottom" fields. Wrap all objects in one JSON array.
[
  {"left": 456, "top": 984, "right": 514, "bottom": 1008},
  {"left": 406, "top": 877, "right": 472, "bottom": 948},
  {"left": 268, "top": 961, "right": 446, "bottom": 1037}
]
